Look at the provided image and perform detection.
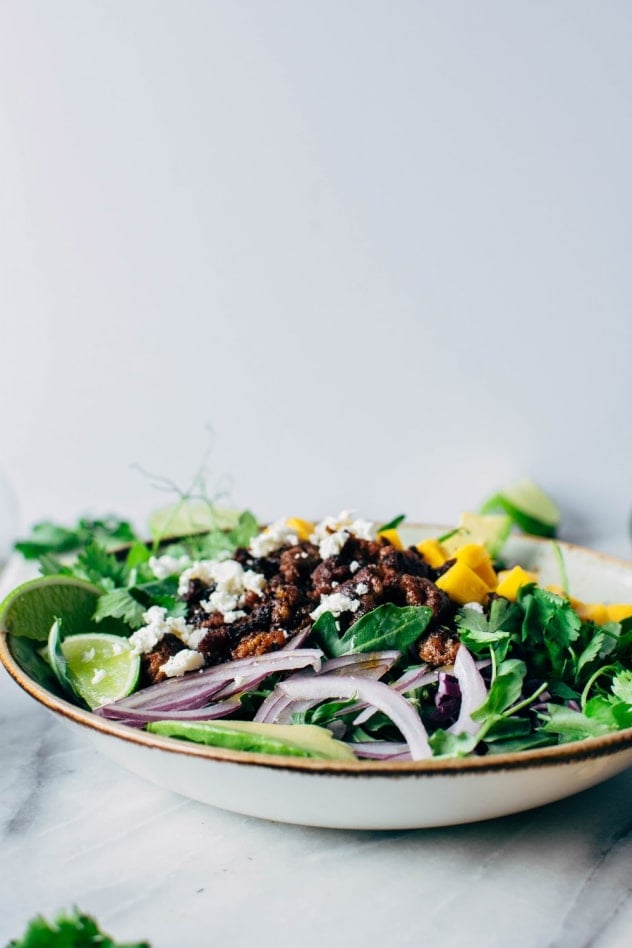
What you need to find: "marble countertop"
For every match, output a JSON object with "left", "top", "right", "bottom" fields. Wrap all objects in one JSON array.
[{"left": 2, "top": 535, "right": 632, "bottom": 948}]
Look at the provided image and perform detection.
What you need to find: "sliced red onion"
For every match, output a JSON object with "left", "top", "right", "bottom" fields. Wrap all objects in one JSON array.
[
  {"left": 349, "top": 742, "right": 412, "bottom": 761},
  {"left": 96, "top": 698, "right": 241, "bottom": 728},
  {"left": 320, "top": 651, "right": 401, "bottom": 676},
  {"left": 447, "top": 645, "right": 488, "bottom": 736},
  {"left": 391, "top": 664, "right": 437, "bottom": 694},
  {"left": 279, "top": 675, "right": 432, "bottom": 760},
  {"left": 100, "top": 649, "right": 324, "bottom": 714},
  {"left": 282, "top": 628, "right": 312, "bottom": 650},
  {"left": 253, "top": 651, "right": 401, "bottom": 725}
]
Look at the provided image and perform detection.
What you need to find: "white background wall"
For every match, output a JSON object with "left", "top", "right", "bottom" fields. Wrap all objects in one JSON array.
[{"left": 0, "top": 2, "right": 630, "bottom": 545}]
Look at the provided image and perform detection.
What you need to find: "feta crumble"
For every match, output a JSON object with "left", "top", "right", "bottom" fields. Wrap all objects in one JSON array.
[
  {"left": 249, "top": 519, "right": 299, "bottom": 557},
  {"left": 355, "top": 582, "right": 369, "bottom": 595},
  {"left": 129, "top": 606, "right": 202, "bottom": 655},
  {"left": 311, "top": 592, "right": 361, "bottom": 622},
  {"left": 160, "top": 649, "right": 205, "bottom": 678},
  {"left": 310, "top": 511, "right": 378, "bottom": 559}
]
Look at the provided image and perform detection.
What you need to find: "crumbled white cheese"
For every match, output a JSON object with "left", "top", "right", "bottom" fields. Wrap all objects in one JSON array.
[
  {"left": 319, "top": 529, "right": 350, "bottom": 559},
  {"left": 355, "top": 582, "right": 369, "bottom": 595},
  {"left": 91, "top": 668, "right": 106, "bottom": 685},
  {"left": 311, "top": 592, "right": 361, "bottom": 622},
  {"left": 160, "top": 649, "right": 205, "bottom": 678},
  {"left": 129, "top": 606, "right": 200, "bottom": 655},
  {"left": 349, "top": 560, "right": 360, "bottom": 574},
  {"left": 178, "top": 559, "right": 222, "bottom": 596},
  {"left": 310, "top": 511, "right": 378, "bottom": 559},
  {"left": 243, "top": 570, "right": 266, "bottom": 595},
  {"left": 249, "top": 519, "right": 299, "bottom": 557},
  {"left": 222, "top": 610, "right": 247, "bottom": 624},
  {"left": 463, "top": 601, "right": 485, "bottom": 614},
  {"left": 81, "top": 648, "right": 96, "bottom": 663},
  {"left": 149, "top": 554, "right": 190, "bottom": 580}
]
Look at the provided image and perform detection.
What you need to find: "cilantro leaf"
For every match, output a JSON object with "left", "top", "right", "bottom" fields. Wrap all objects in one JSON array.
[
  {"left": 612, "top": 668, "right": 632, "bottom": 704},
  {"left": 456, "top": 599, "right": 519, "bottom": 660},
  {"left": 518, "top": 586, "right": 581, "bottom": 678},
  {"left": 8, "top": 907, "right": 150, "bottom": 947},
  {"left": 541, "top": 704, "right": 611, "bottom": 741},
  {"left": 93, "top": 589, "right": 147, "bottom": 629}
]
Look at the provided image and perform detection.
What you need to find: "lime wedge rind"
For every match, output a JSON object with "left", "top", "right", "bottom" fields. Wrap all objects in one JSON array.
[
  {"left": 481, "top": 481, "right": 560, "bottom": 538},
  {"left": 61, "top": 632, "right": 140, "bottom": 710}
]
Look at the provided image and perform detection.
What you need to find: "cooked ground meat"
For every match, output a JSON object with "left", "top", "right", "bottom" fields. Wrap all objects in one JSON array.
[
  {"left": 419, "top": 629, "right": 461, "bottom": 666},
  {"left": 231, "top": 630, "right": 287, "bottom": 660},
  {"left": 141, "top": 634, "right": 184, "bottom": 686},
  {"left": 142, "top": 530, "right": 467, "bottom": 684}
]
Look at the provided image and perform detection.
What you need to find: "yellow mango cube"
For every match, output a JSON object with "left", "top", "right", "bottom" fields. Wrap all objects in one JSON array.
[
  {"left": 573, "top": 601, "right": 610, "bottom": 625},
  {"left": 379, "top": 528, "right": 404, "bottom": 550},
  {"left": 605, "top": 604, "right": 632, "bottom": 623},
  {"left": 416, "top": 538, "right": 448, "bottom": 569},
  {"left": 285, "top": 518, "right": 315, "bottom": 542},
  {"left": 496, "top": 566, "right": 539, "bottom": 601},
  {"left": 436, "top": 560, "right": 491, "bottom": 605},
  {"left": 453, "top": 543, "right": 497, "bottom": 590}
]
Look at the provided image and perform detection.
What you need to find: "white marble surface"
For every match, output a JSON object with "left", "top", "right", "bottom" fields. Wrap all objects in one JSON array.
[{"left": 2, "top": 536, "right": 632, "bottom": 948}]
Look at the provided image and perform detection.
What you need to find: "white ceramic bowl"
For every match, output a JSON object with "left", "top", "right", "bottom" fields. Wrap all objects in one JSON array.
[{"left": 3, "top": 527, "right": 632, "bottom": 830}]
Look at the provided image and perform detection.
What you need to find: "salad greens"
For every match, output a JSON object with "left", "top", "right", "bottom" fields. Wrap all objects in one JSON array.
[{"left": 7, "top": 505, "right": 632, "bottom": 762}]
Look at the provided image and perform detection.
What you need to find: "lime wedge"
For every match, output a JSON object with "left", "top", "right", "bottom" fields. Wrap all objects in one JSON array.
[
  {"left": 0, "top": 575, "right": 104, "bottom": 642},
  {"left": 148, "top": 500, "right": 242, "bottom": 542},
  {"left": 481, "top": 480, "right": 560, "bottom": 538},
  {"left": 441, "top": 512, "right": 512, "bottom": 558},
  {"left": 59, "top": 632, "right": 140, "bottom": 709}
]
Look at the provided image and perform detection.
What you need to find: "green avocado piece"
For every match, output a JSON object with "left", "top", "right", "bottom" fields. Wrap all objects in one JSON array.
[{"left": 147, "top": 719, "right": 357, "bottom": 760}]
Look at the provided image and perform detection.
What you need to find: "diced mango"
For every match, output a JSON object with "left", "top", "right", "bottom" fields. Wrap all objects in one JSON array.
[
  {"left": 285, "top": 518, "right": 315, "bottom": 542},
  {"left": 379, "top": 528, "right": 403, "bottom": 550},
  {"left": 573, "top": 601, "right": 610, "bottom": 625},
  {"left": 496, "top": 566, "right": 539, "bottom": 601},
  {"left": 416, "top": 538, "right": 448, "bottom": 569},
  {"left": 436, "top": 560, "right": 491, "bottom": 605},
  {"left": 605, "top": 604, "right": 632, "bottom": 623},
  {"left": 453, "top": 543, "right": 497, "bottom": 590}
]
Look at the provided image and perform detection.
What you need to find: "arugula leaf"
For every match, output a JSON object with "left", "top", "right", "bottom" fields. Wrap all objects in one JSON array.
[
  {"left": 313, "top": 604, "right": 433, "bottom": 658},
  {"left": 8, "top": 907, "right": 150, "bottom": 947},
  {"left": 312, "top": 612, "right": 342, "bottom": 657}
]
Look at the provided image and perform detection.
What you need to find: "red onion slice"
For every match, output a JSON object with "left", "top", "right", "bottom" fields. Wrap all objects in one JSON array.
[
  {"left": 447, "top": 645, "right": 488, "bottom": 736},
  {"left": 96, "top": 698, "right": 241, "bottom": 728},
  {"left": 279, "top": 675, "right": 432, "bottom": 760},
  {"left": 100, "top": 649, "right": 324, "bottom": 714},
  {"left": 253, "top": 651, "right": 401, "bottom": 725},
  {"left": 349, "top": 742, "right": 412, "bottom": 761}
]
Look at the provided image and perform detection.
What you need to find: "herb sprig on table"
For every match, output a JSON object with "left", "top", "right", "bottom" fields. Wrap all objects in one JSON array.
[{"left": 9, "top": 907, "right": 150, "bottom": 948}]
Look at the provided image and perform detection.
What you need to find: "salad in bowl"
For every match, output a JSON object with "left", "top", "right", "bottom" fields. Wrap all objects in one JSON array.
[{"left": 3, "top": 483, "right": 632, "bottom": 827}]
